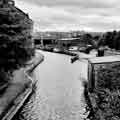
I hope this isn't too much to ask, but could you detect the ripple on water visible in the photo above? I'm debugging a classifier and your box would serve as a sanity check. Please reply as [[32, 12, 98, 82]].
[[14, 89, 88, 120]]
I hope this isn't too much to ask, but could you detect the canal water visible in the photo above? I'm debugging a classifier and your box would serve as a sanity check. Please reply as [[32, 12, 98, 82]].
[[15, 50, 88, 120]]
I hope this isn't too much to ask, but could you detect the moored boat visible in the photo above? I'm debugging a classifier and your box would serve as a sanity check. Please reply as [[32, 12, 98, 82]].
[[71, 55, 79, 63]]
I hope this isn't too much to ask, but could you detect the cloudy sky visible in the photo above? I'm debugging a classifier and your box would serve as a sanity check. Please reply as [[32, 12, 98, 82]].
[[15, 0, 120, 32]]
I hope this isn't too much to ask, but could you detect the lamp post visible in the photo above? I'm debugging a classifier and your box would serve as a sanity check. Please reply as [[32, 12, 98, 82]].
[[41, 32, 44, 47]]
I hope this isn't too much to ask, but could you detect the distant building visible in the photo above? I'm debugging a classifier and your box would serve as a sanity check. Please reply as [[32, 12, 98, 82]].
[[34, 36, 56, 46], [34, 35, 87, 48], [57, 38, 81, 47], [0, 0, 15, 6]]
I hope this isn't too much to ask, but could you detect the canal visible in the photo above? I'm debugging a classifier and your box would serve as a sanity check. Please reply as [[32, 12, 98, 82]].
[[15, 50, 88, 120]]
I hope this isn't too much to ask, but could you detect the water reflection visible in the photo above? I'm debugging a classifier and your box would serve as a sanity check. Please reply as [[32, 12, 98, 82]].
[[15, 51, 88, 120]]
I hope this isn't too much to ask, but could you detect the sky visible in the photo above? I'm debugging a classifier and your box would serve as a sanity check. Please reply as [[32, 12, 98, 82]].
[[15, 0, 120, 32]]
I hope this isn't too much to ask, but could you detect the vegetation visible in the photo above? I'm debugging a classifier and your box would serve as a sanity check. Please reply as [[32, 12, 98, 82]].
[[102, 30, 120, 50], [96, 64, 120, 91], [88, 89, 120, 120], [85, 30, 120, 51], [0, 1, 34, 83], [74, 30, 120, 52], [87, 63, 120, 120]]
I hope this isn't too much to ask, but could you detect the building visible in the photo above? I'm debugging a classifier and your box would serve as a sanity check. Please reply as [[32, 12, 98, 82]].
[[34, 36, 83, 47], [34, 36, 56, 46], [57, 38, 81, 47]]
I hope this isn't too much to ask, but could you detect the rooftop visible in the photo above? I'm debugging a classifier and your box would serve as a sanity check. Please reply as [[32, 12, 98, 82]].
[[58, 38, 80, 41], [88, 55, 120, 64]]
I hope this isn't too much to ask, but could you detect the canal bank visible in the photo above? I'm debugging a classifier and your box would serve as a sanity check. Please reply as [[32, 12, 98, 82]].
[[0, 50, 44, 120]]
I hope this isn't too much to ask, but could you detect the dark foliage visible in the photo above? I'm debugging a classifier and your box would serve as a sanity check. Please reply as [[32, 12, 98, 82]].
[[89, 89, 120, 120], [0, 2, 34, 83], [102, 30, 120, 50], [87, 63, 120, 120], [95, 64, 120, 91]]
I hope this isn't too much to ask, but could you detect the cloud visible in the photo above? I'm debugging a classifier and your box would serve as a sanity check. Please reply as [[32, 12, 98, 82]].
[[16, 0, 120, 8], [15, 0, 120, 32]]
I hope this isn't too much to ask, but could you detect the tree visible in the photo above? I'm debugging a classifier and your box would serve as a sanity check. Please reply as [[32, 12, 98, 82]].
[[82, 33, 93, 45], [0, 1, 34, 83], [114, 31, 120, 50], [103, 30, 117, 49]]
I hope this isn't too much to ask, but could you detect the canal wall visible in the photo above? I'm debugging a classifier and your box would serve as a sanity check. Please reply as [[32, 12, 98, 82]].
[[0, 52, 44, 120]]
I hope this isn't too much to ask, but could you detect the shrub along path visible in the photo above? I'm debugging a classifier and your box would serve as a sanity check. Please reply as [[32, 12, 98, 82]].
[[0, 51, 44, 119]]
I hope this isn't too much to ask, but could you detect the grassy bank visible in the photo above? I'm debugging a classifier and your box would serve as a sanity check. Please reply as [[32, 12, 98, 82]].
[[0, 52, 44, 120]]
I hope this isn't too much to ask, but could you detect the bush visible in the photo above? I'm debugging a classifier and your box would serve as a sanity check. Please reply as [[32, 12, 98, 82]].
[[0, 3, 34, 82], [90, 89, 120, 120], [94, 63, 120, 91], [87, 63, 120, 120]]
